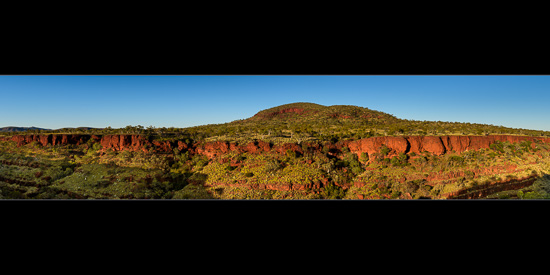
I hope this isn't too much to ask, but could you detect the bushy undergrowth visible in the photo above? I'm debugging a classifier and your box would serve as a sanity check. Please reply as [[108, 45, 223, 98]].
[[2, 130, 550, 200]]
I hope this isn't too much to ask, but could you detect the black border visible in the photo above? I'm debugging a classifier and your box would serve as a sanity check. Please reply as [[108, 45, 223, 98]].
[[3, 41, 549, 235], [2, 199, 546, 227], [3, 39, 548, 75]]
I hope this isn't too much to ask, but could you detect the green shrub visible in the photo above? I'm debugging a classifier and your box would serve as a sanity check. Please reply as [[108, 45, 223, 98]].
[[519, 141, 532, 153], [321, 146, 330, 155], [92, 142, 102, 151], [321, 182, 345, 199], [390, 153, 408, 167], [350, 164, 364, 175], [403, 180, 420, 194], [490, 141, 504, 153], [236, 155, 246, 162], [390, 156, 400, 167], [191, 155, 209, 168], [286, 149, 298, 159], [188, 172, 208, 184], [342, 153, 364, 174], [360, 152, 369, 163], [517, 190, 524, 199], [448, 155, 464, 166], [380, 145, 391, 156], [414, 156, 428, 165], [264, 159, 281, 173], [335, 159, 346, 168]]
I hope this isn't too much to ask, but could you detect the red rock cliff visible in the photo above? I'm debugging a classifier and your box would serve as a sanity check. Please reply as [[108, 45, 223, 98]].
[[3, 134, 549, 159], [347, 135, 549, 158]]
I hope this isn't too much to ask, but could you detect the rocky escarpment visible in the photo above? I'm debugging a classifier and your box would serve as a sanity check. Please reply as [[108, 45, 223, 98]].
[[0, 134, 283, 156], [345, 135, 550, 159], [2, 134, 550, 161]]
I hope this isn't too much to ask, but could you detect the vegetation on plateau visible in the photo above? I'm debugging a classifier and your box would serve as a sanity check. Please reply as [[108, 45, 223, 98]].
[[2, 103, 549, 146]]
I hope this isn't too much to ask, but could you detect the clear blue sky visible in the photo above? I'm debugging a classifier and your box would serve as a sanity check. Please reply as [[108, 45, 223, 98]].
[[1, 75, 550, 131]]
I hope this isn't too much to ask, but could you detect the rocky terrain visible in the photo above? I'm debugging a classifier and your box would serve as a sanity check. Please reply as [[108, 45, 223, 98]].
[[2, 133, 547, 159], [1, 132, 550, 199], [2, 102, 550, 199]]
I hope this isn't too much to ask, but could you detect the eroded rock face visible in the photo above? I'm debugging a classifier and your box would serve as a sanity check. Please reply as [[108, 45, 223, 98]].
[[347, 134, 549, 158], [61, 135, 69, 145], [152, 140, 173, 153], [348, 136, 409, 157], [177, 140, 189, 151], [422, 136, 446, 155], [120, 135, 132, 150], [12, 135, 26, 146], [39, 135, 51, 146], [384, 136, 409, 154], [242, 141, 263, 154], [196, 141, 230, 158], [273, 143, 302, 155], [4, 134, 550, 160], [439, 135, 543, 153], [100, 135, 116, 150], [131, 135, 148, 150], [406, 136, 424, 154], [255, 140, 271, 153], [51, 135, 60, 146], [448, 135, 469, 152]]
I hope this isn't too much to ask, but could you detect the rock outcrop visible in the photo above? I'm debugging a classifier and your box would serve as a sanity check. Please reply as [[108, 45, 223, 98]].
[[347, 135, 549, 159], [196, 141, 230, 158], [422, 136, 446, 155], [2, 134, 549, 160], [347, 136, 409, 158]]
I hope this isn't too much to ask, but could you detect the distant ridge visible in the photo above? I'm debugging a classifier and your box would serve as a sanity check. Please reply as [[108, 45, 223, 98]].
[[0, 126, 51, 132], [56, 127, 104, 131], [0, 126, 102, 132]]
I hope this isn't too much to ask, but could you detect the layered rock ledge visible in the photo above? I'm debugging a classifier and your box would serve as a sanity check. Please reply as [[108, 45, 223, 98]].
[[1, 134, 549, 160]]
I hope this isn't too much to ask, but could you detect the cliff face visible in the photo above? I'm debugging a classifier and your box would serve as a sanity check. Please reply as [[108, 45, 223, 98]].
[[0, 134, 151, 152], [347, 135, 549, 158], [100, 135, 151, 152], [0, 134, 276, 156], [1, 134, 549, 160]]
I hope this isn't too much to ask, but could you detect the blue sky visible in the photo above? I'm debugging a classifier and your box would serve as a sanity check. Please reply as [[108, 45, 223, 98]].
[[1, 75, 550, 131]]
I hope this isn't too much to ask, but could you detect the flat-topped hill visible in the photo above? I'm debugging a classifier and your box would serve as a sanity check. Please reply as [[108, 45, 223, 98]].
[[246, 102, 399, 124], [2, 102, 550, 145]]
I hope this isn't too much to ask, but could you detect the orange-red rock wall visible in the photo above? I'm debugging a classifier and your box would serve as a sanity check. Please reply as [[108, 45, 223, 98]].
[[347, 135, 550, 158], [2, 134, 549, 159]]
